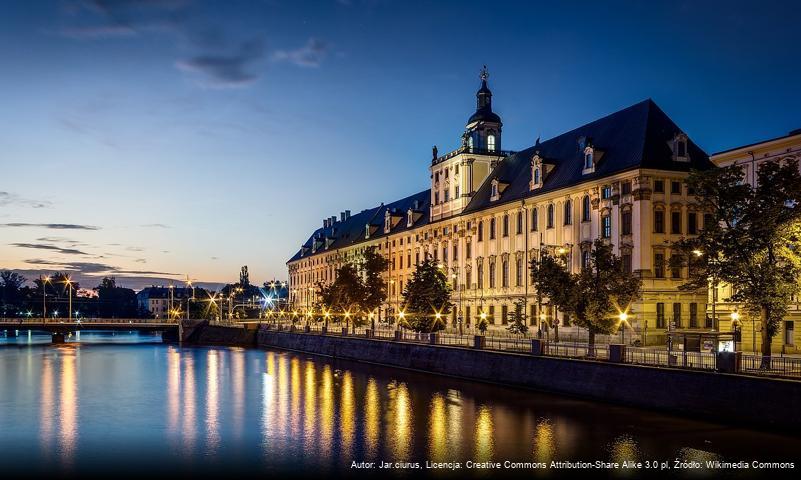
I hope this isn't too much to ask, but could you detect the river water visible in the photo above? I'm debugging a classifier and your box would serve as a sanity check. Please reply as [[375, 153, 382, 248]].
[[0, 331, 798, 478]]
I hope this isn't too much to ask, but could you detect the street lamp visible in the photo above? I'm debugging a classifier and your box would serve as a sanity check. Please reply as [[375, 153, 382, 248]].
[[63, 276, 74, 322], [41, 275, 50, 323]]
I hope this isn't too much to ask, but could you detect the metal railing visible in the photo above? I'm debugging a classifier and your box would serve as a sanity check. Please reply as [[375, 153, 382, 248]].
[[740, 354, 801, 377]]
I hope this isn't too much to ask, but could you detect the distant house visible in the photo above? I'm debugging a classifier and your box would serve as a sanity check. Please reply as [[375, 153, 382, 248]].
[[136, 286, 195, 319]]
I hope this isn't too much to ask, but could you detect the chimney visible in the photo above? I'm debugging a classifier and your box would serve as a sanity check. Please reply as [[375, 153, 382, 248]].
[[331, 215, 337, 224], [340, 211, 346, 222], [323, 218, 329, 228], [345, 210, 351, 220]]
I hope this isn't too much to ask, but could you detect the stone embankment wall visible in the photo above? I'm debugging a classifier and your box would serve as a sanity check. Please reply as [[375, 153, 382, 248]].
[[256, 328, 801, 431]]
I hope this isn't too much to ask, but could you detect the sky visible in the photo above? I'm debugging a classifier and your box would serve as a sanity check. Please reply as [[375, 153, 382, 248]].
[[1, 0, 800, 290]]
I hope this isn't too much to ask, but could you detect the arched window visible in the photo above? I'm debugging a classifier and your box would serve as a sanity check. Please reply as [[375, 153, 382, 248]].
[[487, 134, 496, 152], [564, 200, 573, 225], [582, 195, 591, 222], [477, 262, 484, 288], [468, 136, 474, 150], [547, 204, 554, 228], [477, 221, 484, 241], [584, 151, 593, 169], [516, 211, 523, 234], [502, 214, 509, 237], [602, 214, 611, 238], [502, 258, 509, 287], [489, 218, 496, 239], [531, 208, 538, 231], [534, 167, 540, 185]]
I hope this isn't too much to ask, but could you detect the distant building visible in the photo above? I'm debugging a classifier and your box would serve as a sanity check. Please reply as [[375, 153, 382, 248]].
[[136, 286, 194, 319], [288, 68, 714, 339], [711, 128, 801, 353]]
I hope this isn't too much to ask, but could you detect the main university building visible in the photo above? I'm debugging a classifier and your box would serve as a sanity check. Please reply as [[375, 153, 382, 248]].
[[287, 70, 801, 352]]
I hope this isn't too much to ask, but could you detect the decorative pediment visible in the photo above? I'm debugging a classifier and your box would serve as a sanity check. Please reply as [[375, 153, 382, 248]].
[[384, 209, 403, 233], [529, 152, 555, 190], [670, 133, 690, 162], [407, 208, 423, 227]]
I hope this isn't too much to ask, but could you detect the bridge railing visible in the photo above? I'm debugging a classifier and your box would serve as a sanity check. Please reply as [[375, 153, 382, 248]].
[[0, 317, 178, 325]]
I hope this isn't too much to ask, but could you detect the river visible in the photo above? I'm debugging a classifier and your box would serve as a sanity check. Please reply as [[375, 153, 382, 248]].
[[0, 331, 798, 478]]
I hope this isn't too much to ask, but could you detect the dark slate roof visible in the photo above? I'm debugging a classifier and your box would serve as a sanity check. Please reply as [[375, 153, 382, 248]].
[[289, 99, 711, 263], [287, 190, 432, 263], [462, 99, 712, 214]]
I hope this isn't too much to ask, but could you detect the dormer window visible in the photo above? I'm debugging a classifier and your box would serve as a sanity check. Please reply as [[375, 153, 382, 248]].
[[582, 145, 595, 174], [407, 208, 414, 227], [489, 178, 509, 202], [491, 180, 499, 198], [672, 133, 690, 162], [487, 134, 496, 152], [384, 210, 391, 234], [529, 154, 544, 190], [468, 136, 474, 150]]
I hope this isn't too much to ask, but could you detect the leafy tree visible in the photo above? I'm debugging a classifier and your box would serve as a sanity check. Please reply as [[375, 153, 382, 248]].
[[1, 271, 27, 310], [188, 295, 220, 319], [317, 264, 365, 325], [531, 240, 641, 353], [94, 276, 138, 318], [401, 257, 453, 332], [506, 299, 529, 336], [359, 247, 388, 316], [674, 160, 801, 365], [240, 266, 250, 288], [476, 316, 489, 334]]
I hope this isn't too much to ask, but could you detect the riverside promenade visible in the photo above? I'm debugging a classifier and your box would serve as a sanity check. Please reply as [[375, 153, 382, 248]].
[[244, 322, 801, 432]]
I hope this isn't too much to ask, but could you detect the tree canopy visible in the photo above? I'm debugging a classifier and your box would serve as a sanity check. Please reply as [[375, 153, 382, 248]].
[[674, 159, 801, 360], [400, 257, 453, 333], [531, 239, 641, 349]]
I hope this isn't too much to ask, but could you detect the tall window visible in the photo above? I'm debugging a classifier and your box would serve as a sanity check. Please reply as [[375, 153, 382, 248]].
[[487, 134, 496, 152], [477, 262, 484, 289], [516, 257, 523, 286], [689, 303, 698, 328], [564, 200, 572, 225], [581, 195, 591, 222], [489, 262, 496, 288], [622, 253, 632, 273], [489, 218, 496, 239], [584, 151, 593, 169], [622, 211, 632, 235], [502, 259, 509, 287], [466, 242, 472, 259], [444, 187, 450, 202], [671, 211, 681, 234], [466, 269, 472, 289], [656, 303, 665, 328], [547, 205, 554, 228], [654, 253, 665, 278], [673, 303, 682, 328], [452, 243, 458, 260], [531, 208, 538, 231], [601, 185, 612, 199], [455, 185, 459, 198], [654, 180, 664, 193], [516, 211, 523, 234], [581, 250, 590, 270], [477, 221, 483, 242], [502, 215, 509, 237], [602, 215, 611, 238], [671, 181, 681, 194], [534, 168, 540, 185], [654, 210, 665, 233], [621, 181, 632, 195], [688, 212, 697, 235], [501, 305, 508, 325]]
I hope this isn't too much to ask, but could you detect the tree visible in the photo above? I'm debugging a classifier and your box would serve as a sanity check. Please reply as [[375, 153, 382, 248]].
[[401, 257, 453, 333], [94, 276, 138, 318], [531, 240, 641, 353], [674, 159, 801, 366], [240, 266, 250, 288], [0, 271, 26, 311], [317, 263, 365, 325], [359, 247, 388, 317], [506, 298, 529, 336]]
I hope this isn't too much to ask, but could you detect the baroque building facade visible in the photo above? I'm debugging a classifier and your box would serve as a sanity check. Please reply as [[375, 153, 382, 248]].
[[287, 70, 714, 340], [710, 129, 801, 353]]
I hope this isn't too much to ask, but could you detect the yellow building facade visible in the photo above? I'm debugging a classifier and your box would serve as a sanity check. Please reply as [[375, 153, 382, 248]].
[[710, 129, 801, 353], [288, 72, 715, 342]]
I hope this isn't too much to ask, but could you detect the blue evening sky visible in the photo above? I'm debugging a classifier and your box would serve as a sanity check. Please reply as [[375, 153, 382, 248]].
[[1, 0, 799, 289]]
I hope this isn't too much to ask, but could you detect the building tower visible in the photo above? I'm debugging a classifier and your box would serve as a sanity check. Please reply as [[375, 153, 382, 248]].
[[430, 66, 509, 222]]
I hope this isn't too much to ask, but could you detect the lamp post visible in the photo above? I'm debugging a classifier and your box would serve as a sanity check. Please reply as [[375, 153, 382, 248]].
[[451, 267, 463, 335], [41, 275, 50, 323], [63, 276, 74, 322]]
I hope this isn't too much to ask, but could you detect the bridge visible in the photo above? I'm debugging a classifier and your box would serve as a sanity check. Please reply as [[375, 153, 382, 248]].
[[0, 318, 180, 343]]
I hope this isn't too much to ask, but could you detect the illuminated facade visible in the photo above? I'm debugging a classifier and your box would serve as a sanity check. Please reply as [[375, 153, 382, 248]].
[[710, 129, 801, 353], [288, 70, 714, 338]]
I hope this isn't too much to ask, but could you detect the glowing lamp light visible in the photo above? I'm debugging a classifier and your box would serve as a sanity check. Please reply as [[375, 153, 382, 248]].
[[731, 311, 740, 321], [618, 312, 628, 322], [398, 311, 405, 320], [434, 312, 442, 320], [692, 249, 703, 257], [480, 311, 487, 320]]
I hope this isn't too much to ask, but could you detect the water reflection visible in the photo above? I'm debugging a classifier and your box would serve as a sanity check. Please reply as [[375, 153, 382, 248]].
[[4, 343, 800, 476], [205, 349, 220, 454]]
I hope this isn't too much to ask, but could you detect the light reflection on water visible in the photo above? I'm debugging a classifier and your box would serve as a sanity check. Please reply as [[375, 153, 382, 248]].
[[1, 332, 800, 476]]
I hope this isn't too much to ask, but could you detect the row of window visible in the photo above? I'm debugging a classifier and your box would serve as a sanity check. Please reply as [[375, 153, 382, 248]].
[[654, 210, 711, 235]]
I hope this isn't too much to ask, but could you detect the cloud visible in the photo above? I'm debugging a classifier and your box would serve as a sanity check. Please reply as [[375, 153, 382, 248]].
[[63, 0, 190, 38], [272, 38, 328, 68], [125, 246, 144, 252], [0, 192, 52, 209], [176, 39, 265, 87], [0, 223, 100, 230], [10, 243, 89, 255], [140, 223, 170, 228], [24, 258, 177, 277]]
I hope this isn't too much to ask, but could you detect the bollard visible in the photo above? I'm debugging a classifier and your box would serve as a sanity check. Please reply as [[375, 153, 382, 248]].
[[474, 335, 486, 349], [608, 344, 626, 363], [429, 333, 439, 345], [530, 338, 543, 356], [394, 330, 402, 341]]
